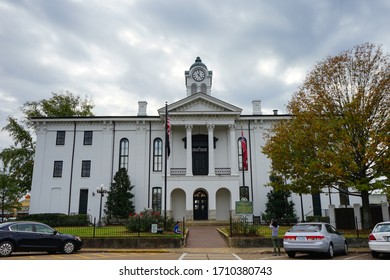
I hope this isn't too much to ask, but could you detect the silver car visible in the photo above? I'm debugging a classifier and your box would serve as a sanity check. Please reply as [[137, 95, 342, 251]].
[[368, 222, 390, 258], [283, 222, 348, 258]]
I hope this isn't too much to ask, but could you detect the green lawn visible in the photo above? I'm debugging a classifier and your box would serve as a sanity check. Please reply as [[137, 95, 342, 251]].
[[55, 224, 370, 239], [55, 225, 182, 238]]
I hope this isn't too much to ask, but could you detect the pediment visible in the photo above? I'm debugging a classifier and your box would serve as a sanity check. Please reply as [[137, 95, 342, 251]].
[[158, 93, 242, 116]]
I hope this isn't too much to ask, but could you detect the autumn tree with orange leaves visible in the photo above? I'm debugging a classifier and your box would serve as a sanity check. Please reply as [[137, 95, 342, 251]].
[[263, 43, 389, 228]]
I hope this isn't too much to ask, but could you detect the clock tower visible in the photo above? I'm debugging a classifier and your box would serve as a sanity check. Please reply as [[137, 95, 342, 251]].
[[185, 57, 213, 96]]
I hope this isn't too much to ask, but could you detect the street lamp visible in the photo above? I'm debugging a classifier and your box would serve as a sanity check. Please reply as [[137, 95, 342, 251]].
[[96, 184, 108, 228]]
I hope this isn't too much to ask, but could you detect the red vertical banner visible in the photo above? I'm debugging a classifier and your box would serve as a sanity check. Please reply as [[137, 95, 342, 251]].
[[241, 131, 248, 170]]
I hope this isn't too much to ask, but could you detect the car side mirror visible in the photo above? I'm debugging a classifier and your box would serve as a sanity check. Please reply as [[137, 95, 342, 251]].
[[52, 230, 58, 235]]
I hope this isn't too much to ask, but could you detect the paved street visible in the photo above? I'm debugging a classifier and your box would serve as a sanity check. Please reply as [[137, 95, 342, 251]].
[[3, 250, 382, 260], [2, 225, 386, 260]]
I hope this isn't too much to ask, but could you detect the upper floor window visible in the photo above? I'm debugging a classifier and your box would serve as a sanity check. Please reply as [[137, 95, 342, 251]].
[[153, 138, 163, 172], [191, 84, 197, 95], [56, 131, 66, 145], [83, 131, 93, 145], [119, 138, 129, 170], [53, 161, 63, 177], [200, 83, 207, 93], [238, 136, 248, 171], [81, 160, 91, 177]]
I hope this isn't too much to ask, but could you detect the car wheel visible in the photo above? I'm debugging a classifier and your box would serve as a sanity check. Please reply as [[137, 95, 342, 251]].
[[287, 252, 296, 258], [63, 241, 76, 254], [371, 251, 379, 258], [342, 242, 348, 255], [326, 243, 334, 258], [0, 241, 14, 257]]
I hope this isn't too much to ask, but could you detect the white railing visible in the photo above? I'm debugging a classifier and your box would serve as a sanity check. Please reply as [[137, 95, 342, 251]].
[[170, 167, 231, 176]]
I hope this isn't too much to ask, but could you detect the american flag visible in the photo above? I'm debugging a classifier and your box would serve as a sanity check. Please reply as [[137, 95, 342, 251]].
[[166, 114, 171, 157]]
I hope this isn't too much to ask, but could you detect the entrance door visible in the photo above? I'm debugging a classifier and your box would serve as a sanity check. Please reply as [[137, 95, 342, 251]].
[[193, 190, 208, 220]]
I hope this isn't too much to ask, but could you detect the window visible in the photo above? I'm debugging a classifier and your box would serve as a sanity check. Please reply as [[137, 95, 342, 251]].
[[152, 187, 162, 213], [201, 83, 207, 93], [153, 138, 163, 172], [191, 83, 197, 94], [10, 223, 33, 232], [81, 160, 91, 177], [119, 138, 129, 170], [56, 131, 66, 145], [238, 136, 248, 171], [83, 131, 93, 145], [35, 224, 55, 234], [53, 161, 63, 177]]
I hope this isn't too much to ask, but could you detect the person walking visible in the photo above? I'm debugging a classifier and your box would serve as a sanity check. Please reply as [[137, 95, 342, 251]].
[[269, 219, 281, 256]]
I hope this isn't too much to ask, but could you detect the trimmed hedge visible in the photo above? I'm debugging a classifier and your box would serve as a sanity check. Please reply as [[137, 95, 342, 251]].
[[17, 213, 89, 227], [306, 215, 330, 223]]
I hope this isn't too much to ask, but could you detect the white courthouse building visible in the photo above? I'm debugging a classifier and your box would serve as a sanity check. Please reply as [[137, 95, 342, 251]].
[[29, 57, 363, 223]]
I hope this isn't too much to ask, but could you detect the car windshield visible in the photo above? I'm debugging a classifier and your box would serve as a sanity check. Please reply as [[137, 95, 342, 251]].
[[373, 224, 390, 233], [289, 224, 322, 232]]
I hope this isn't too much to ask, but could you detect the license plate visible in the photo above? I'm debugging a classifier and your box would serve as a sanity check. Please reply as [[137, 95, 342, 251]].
[[297, 236, 306, 241]]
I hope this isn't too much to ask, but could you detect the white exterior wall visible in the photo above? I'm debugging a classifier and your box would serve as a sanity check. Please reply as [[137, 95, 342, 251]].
[[29, 58, 367, 223], [30, 114, 365, 223]]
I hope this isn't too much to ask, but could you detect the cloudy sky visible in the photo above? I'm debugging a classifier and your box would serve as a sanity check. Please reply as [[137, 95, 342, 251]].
[[0, 0, 389, 150]]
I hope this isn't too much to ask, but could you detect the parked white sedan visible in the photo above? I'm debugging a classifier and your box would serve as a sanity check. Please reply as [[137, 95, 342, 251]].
[[369, 222, 390, 258], [283, 222, 348, 258]]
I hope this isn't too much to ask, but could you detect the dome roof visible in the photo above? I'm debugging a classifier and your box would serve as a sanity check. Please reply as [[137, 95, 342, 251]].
[[189, 57, 207, 70]]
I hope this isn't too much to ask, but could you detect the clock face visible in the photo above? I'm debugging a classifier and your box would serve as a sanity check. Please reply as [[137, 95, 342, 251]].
[[192, 69, 205, 82]]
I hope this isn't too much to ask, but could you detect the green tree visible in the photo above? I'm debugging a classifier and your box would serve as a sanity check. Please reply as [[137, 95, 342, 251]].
[[0, 169, 21, 222], [0, 91, 94, 193], [262, 173, 298, 224], [105, 168, 135, 221], [263, 43, 389, 228]]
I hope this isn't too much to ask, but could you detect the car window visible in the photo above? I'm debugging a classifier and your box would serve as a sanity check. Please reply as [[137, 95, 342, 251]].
[[374, 224, 390, 233], [10, 224, 34, 232], [35, 224, 55, 234], [325, 224, 337, 234], [289, 224, 321, 232]]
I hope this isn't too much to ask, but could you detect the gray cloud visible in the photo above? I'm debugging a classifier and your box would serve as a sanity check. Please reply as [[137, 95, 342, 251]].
[[0, 0, 389, 150]]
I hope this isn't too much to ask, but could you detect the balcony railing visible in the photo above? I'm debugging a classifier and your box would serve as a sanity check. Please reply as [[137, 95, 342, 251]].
[[170, 168, 231, 176]]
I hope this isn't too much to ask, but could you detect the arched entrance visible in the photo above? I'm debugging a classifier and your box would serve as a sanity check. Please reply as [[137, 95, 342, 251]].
[[193, 189, 208, 220]]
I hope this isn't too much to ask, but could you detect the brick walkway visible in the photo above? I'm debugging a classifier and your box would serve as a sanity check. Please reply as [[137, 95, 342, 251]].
[[185, 226, 228, 248]]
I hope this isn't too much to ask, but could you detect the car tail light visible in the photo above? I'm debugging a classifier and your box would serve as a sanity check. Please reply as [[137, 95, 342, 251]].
[[369, 234, 376, 241], [306, 235, 325, 240], [284, 236, 296, 240]]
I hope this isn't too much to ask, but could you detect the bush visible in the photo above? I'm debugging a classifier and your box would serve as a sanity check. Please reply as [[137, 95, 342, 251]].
[[125, 209, 175, 232], [306, 215, 330, 223], [18, 213, 89, 227]]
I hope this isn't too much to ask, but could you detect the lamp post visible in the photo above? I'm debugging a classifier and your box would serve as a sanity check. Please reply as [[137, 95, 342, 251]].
[[96, 184, 108, 228]]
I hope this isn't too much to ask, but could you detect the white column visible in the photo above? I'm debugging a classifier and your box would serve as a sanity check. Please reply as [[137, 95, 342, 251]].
[[353, 203, 362, 230], [328, 204, 336, 227], [229, 124, 238, 175], [382, 202, 390, 221], [185, 124, 193, 176], [208, 124, 215, 176]]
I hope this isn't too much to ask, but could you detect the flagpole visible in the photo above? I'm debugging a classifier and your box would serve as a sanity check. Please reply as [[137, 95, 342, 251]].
[[164, 102, 168, 229]]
